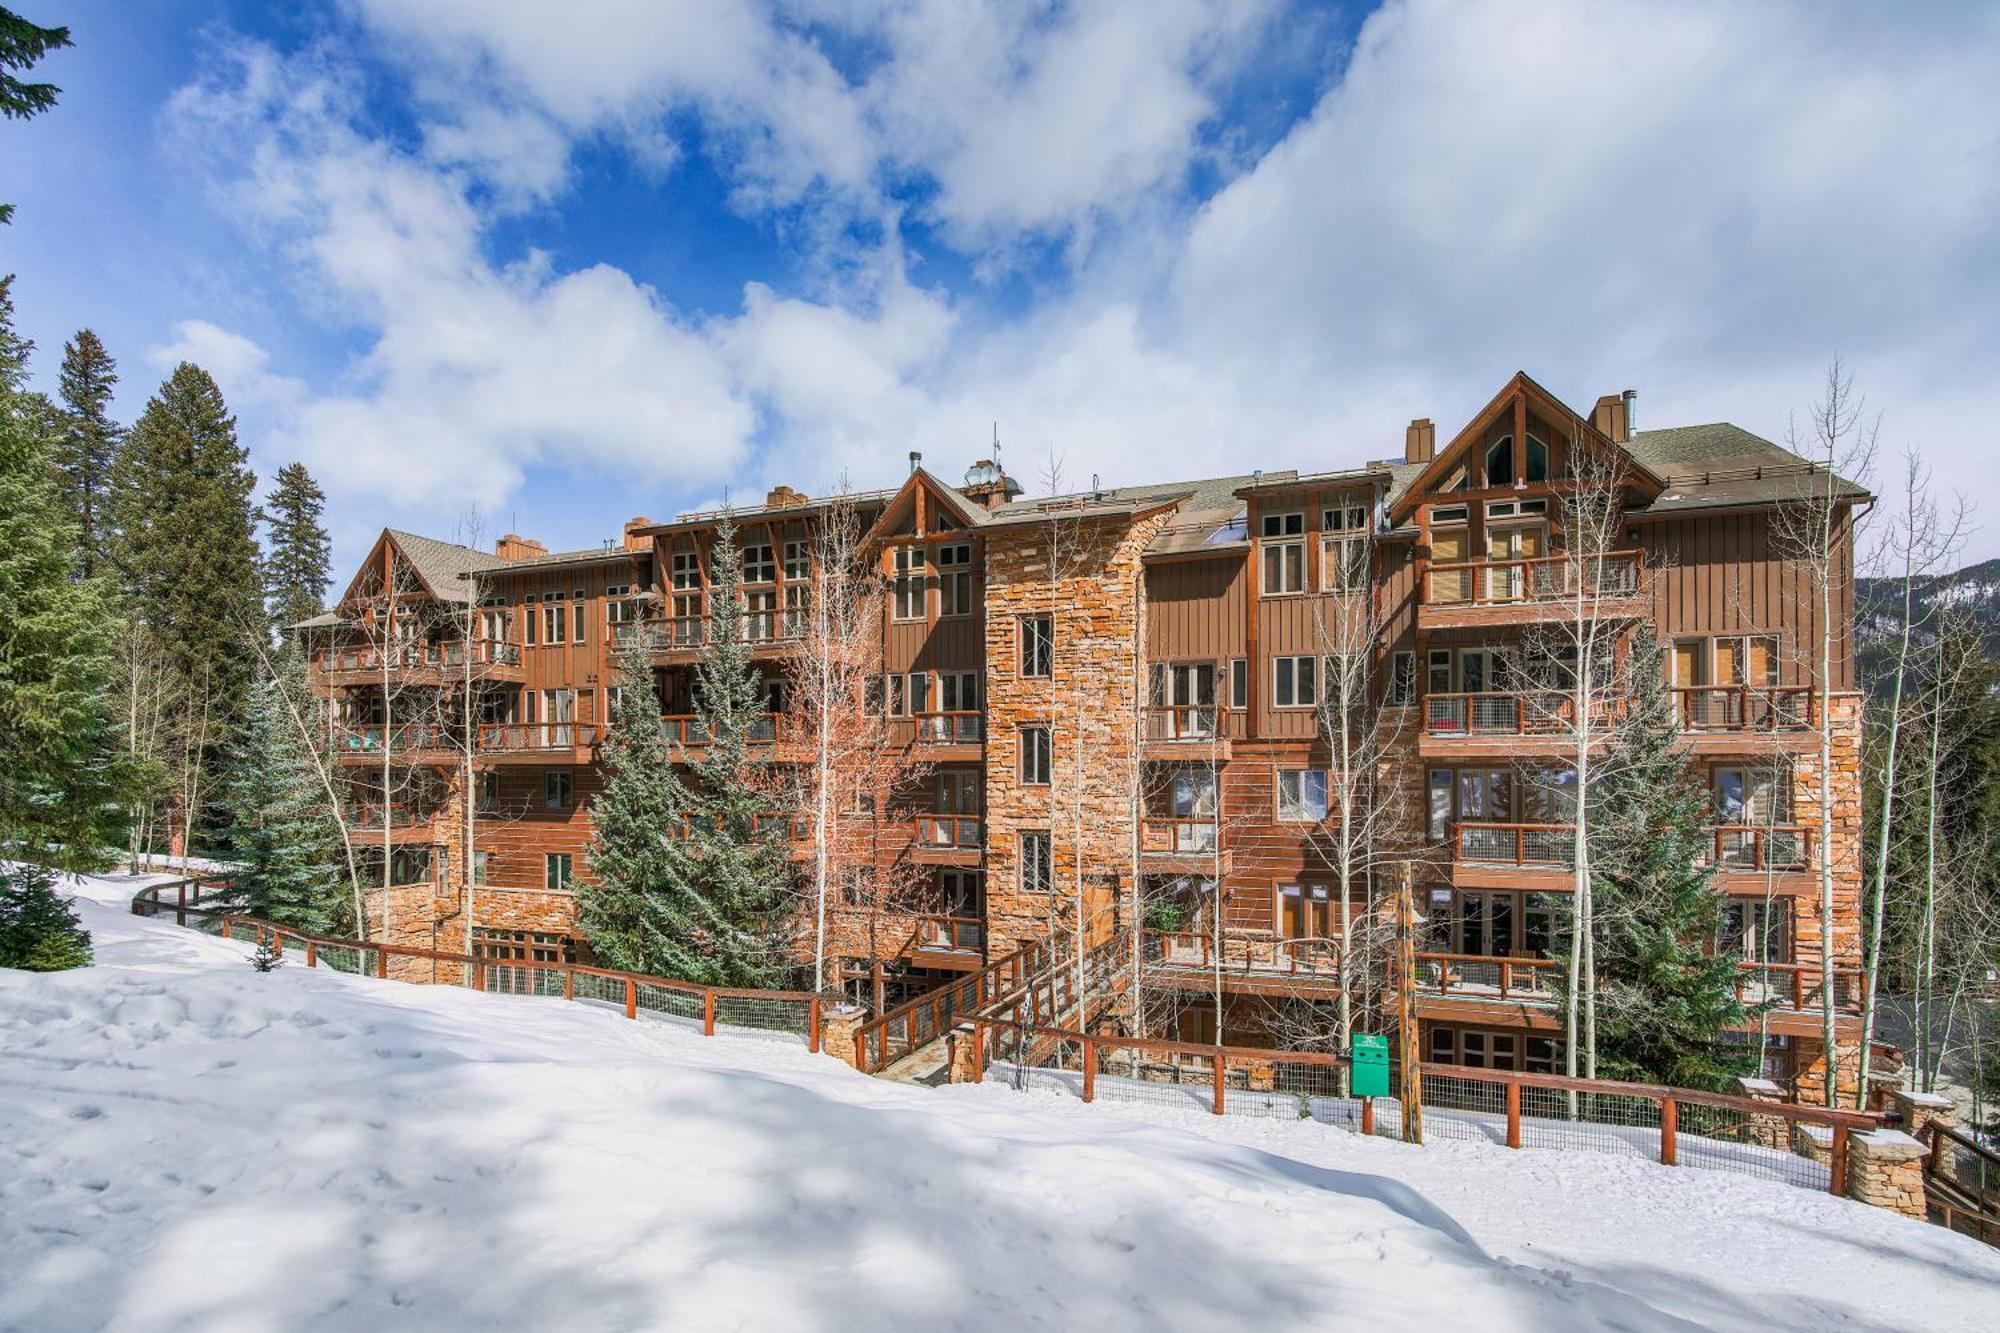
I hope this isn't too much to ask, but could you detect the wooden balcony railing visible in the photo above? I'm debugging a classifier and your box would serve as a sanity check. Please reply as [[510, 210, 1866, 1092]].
[[1673, 686, 1816, 732], [640, 613, 807, 650], [318, 639, 520, 673], [910, 711, 983, 744], [1141, 818, 1220, 856], [661, 713, 789, 746], [913, 914, 985, 954], [1424, 690, 1588, 736], [1701, 824, 1816, 872], [1143, 705, 1220, 741], [1425, 550, 1644, 606], [1452, 822, 1577, 868], [1142, 930, 1345, 978], [1415, 950, 1557, 1000], [752, 812, 808, 841], [1735, 961, 1862, 1014], [334, 723, 457, 753], [914, 814, 982, 849], [475, 722, 601, 752], [348, 802, 439, 830]]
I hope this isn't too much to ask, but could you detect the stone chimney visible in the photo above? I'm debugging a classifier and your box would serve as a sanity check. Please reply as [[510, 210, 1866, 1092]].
[[622, 517, 653, 552], [960, 458, 1022, 510], [496, 534, 547, 560], [764, 485, 808, 510], [1593, 391, 1635, 443], [1404, 419, 1435, 465]]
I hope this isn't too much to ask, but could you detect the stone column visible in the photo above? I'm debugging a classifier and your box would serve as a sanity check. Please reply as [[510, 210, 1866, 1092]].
[[1891, 1088, 1956, 1145], [1846, 1129, 1929, 1219], [946, 1021, 985, 1085], [820, 1004, 868, 1069], [1734, 1076, 1788, 1150]]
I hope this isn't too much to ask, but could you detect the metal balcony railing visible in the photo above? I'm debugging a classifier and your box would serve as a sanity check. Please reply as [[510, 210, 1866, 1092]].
[[914, 814, 982, 849], [1674, 686, 1816, 732]]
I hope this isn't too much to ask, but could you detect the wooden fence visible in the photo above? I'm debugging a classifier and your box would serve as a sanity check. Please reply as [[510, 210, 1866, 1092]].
[[130, 878, 826, 1051]]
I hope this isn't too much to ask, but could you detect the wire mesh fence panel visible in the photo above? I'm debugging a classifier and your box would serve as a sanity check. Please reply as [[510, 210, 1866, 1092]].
[[1223, 1061, 1347, 1123], [569, 970, 630, 1012], [1513, 1087, 1662, 1158], [633, 981, 705, 1025], [1419, 1074, 1513, 1146], [713, 994, 810, 1039], [1091, 1050, 1225, 1114], [483, 963, 566, 998], [1670, 1100, 1831, 1192]]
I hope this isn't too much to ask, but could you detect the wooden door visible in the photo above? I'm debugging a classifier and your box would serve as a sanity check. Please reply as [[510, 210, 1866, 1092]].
[[1432, 525, 1469, 601]]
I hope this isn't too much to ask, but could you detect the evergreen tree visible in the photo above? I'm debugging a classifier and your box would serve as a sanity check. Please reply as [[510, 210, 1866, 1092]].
[[109, 362, 265, 841], [682, 510, 792, 987], [0, 273, 32, 391], [0, 286, 150, 971], [1580, 628, 1751, 1089], [578, 636, 696, 973], [56, 328, 121, 577], [214, 642, 346, 932], [0, 8, 70, 226], [261, 461, 332, 628]]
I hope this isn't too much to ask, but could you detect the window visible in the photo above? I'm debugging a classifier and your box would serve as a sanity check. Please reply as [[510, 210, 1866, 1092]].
[[1525, 436, 1549, 484], [545, 770, 572, 810], [474, 928, 565, 962], [524, 594, 538, 646], [939, 867, 981, 918], [742, 544, 775, 584], [1278, 883, 1335, 939], [885, 673, 908, 717], [671, 550, 700, 590], [1272, 655, 1317, 708], [1261, 511, 1305, 594], [542, 601, 566, 645], [783, 539, 809, 581], [1390, 651, 1416, 705], [1430, 504, 1469, 525], [605, 685, 623, 717], [605, 584, 636, 638], [941, 670, 979, 714], [937, 543, 973, 617], [478, 771, 500, 813], [743, 589, 777, 641], [906, 671, 931, 716], [1020, 614, 1054, 678], [1484, 435, 1513, 488], [1723, 897, 1793, 964], [1322, 504, 1368, 533], [1230, 658, 1248, 710], [1321, 532, 1367, 591], [1020, 831, 1052, 893], [893, 546, 926, 621], [545, 853, 573, 892], [472, 850, 489, 886], [1020, 725, 1051, 785], [1277, 769, 1328, 822], [572, 589, 587, 643]]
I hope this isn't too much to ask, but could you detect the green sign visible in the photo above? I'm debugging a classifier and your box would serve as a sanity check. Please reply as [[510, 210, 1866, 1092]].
[[1349, 1032, 1391, 1098]]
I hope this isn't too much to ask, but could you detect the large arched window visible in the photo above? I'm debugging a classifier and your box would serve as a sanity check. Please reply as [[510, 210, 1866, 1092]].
[[1484, 436, 1513, 488], [1525, 435, 1548, 483]]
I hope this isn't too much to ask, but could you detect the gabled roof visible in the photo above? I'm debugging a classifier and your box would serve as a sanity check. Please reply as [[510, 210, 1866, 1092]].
[[337, 529, 512, 609], [1386, 372, 1667, 524], [859, 467, 986, 546]]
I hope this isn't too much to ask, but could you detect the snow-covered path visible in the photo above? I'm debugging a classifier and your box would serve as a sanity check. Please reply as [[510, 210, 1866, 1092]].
[[2, 875, 1994, 1332]]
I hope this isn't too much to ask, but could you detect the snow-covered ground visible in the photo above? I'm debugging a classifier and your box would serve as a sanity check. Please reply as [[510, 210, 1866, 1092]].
[[3, 876, 1996, 1332]]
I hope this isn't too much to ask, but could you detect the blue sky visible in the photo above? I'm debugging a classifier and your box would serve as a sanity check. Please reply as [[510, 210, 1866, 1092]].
[[7, 1, 1999, 577]]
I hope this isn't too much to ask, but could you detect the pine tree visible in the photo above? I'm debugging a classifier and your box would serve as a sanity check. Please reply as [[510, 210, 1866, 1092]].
[[214, 642, 346, 932], [109, 362, 265, 846], [0, 865, 89, 971], [0, 273, 32, 391], [1581, 628, 1751, 1089], [682, 510, 792, 987], [261, 461, 332, 628], [56, 328, 120, 578], [578, 636, 696, 973], [0, 9, 70, 227]]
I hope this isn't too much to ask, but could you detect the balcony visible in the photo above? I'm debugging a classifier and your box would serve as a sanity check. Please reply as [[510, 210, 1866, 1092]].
[[912, 813, 983, 866], [346, 802, 443, 843], [639, 612, 806, 657], [1419, 550, 1645, 629], [1140, 929, 1343, 997], [1141, 706, 1232, 761], [1450, 821, 1576, 889], [332, 724, 459, 765], [1700, 824, 1818, 891], [1420, 690, 1613, 758], [474, 722, 601, 763], [661, 713, 793, 751], [910, 914, 986, 966], [1139, 817, 1229, 875], [895, 710, 983, 760], [1673, 687, 1819, 754], [1735, 962, 1863, 1034], [317, 639, 524, 685], [1416, 950, 1558, 1004]]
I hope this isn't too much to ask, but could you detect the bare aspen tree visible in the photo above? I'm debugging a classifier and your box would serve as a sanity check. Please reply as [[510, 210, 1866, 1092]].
[[247, 630, 368, 932], [1774, 360, 1876, 1105]]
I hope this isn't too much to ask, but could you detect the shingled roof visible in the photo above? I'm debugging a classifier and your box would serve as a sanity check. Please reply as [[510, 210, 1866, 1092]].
[[384, 529, 513, 602], [1626, 424, 1871, 515]]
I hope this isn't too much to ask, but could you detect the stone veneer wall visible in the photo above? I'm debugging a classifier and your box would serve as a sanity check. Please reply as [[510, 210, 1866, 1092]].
[[1787, 690, 1867, 1104], [982, 510, 1171, 956]]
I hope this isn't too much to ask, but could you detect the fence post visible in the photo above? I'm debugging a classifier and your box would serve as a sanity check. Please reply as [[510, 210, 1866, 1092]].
[[808, 998, 822, 1054], [377, 947, 389, 980], [1506, 1081, 1522, 1149], [1212, 1053, 1227, 1116], [563, 966, 574, 1002], [1082, 1039, 1096, 1103], [703, 988, 716, 1036], [1659, 1097, 1677, 1166], [625, 977, 637, 1020], [270, 927, 283, 958], [1361, 1096, 1374, 1137], [221, 917, 232, 941], [306, 940, 317, 968], [1830, 1125, 1850, 1196], [854, 1027, 868, 1072]]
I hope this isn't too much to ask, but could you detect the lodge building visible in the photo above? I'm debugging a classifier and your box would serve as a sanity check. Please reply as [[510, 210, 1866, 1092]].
[[304, 373, 1870, 1100]]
